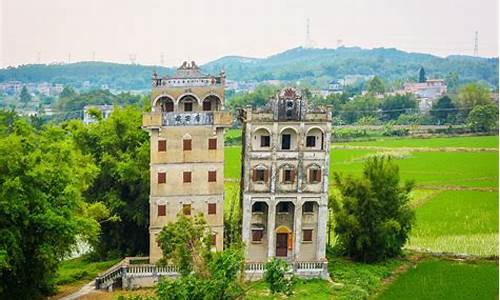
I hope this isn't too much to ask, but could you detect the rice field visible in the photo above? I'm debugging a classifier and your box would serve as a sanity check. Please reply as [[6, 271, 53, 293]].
[[407, 191, 499, 256], [224, 135, 499, 257], [377, 259, 499, 300], [338, 135, 499, 149]]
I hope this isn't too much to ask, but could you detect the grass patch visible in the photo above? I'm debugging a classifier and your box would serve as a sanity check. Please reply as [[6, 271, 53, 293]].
[[54, 256, 119, 286], [339, 135, 499, 149], [328, 256, 407, 300], [377, 258, 499, 300], [246, 279, 334, 300], [407, 191, 499, 256]]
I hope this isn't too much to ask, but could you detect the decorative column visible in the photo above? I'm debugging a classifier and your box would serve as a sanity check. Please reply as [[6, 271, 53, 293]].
[[293, 199, 302, 261], [242, 197, 252, 255], [267, 198, 276, 258], [316, 202, 328, 260]]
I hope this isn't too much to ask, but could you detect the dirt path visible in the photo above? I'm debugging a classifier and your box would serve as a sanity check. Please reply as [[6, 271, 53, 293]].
[[53, 281, 96, 300]]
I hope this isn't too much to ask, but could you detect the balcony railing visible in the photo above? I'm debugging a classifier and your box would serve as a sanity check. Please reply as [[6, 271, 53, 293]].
[[143, 111, 232, 128]]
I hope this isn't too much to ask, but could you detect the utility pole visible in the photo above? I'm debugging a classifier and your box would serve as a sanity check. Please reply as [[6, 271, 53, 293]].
[[67, 52, 71, 64], [474, 31, 479, 57], [37, 51, 41, 64]]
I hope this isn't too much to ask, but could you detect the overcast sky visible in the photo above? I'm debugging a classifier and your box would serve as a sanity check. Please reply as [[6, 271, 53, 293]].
[[1, 0, 498, 68]]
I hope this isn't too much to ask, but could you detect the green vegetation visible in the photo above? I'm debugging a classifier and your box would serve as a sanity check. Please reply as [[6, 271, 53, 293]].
[[246, 279, 333, 300], [54, 257, 119, 286], [339, 135, 498, 148], [0, 112, 104, 299], [407, 191, 499, 256], [264, 258, 297, 296], [468, 104, 499, 132], [332, 156, 415, 262], [377, 259, 499, 300]]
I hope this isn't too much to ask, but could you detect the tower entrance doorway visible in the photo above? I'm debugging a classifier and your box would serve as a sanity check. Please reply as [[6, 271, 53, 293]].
[[276, 233, 288, 257]]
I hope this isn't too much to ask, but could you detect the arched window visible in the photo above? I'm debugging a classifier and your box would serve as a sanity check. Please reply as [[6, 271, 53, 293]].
[[305, 128, 324, 150], [280, 128, 298, 150]]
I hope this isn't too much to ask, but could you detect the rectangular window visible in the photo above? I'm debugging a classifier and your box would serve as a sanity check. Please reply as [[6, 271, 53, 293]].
[[183, 204, 191, 216], [283, 169, 294, 183], [208, 203, 216, 215], [183, 139, 192, 151], [306, 136, 316, 147], [158, 140, 167, 152], [211, 233, 217, 246], [164, 102, 174, 112], [208, 171, 217, 182], [303, 202, 314, 213], [252, 230, 263, 242], [260, 135, 270, 147], [183, 171, 192, 183], [303, 229, 313, 242], [203, 101, 211, 111], [158, 172, 166, 184], [158, 204, 166, 216], [208, 138, 217, 150], [184, 102, 193, 112], [253, 169, 267, 182], [309, 169, 321, 183], [281, 134, 291, 150]]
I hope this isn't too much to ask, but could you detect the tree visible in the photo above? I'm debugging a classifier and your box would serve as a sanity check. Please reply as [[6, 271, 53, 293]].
[[467, 104, 499, 132], [264, 258, 296, 296], [0, 119, 101, 299], [65, 106, 150, 258], [418, 67, 426, 83], [153, 214, 245, 300], [430, 95, 457, 124], [340, 95, 380, 124], [380, 94, 417, 121], [331, 156, 415, 262], [20, 86, 32, 104], [367, 76, 385, 95], [456, 83, 491, 116]]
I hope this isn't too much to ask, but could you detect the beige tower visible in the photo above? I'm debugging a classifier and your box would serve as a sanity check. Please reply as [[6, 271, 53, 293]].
[[239, 87, 330, 275], [143, 61, 232, 263]]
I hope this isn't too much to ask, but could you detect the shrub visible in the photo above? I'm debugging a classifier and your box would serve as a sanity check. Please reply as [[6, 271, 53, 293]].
[[467, 104, 499, 132], [264, 258, 296, 296], [331, 156, 415, 262]]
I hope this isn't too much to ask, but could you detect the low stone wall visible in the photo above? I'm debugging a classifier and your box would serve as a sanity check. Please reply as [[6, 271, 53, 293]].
[[96, 258, 329, 290]]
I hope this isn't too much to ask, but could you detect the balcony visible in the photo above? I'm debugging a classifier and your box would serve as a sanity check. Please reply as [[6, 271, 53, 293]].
[[143, 111, 232, 129]]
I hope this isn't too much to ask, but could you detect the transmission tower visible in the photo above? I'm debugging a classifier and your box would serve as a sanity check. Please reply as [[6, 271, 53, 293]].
[[304, 18, 314, 48], [337, 39, 343, 48], [92, 51, 96, 61], [473, 31, 479, 57], [160, 52, 165, 66], [37, 51, 41, 64], [67, 52, 71, 64], [129, 54, 137, 64]]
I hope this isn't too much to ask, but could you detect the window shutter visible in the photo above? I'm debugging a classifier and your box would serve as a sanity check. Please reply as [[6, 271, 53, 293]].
[[290, 169, 295, 183], [183, 204, 191, 215], [316, 169, 322, 182], [208, 138, 217, 150], [208, 171, 217, 182], [303, 229, 313, 242], [208, 203, 216, 215], [252, 169, 257, 182], [183, 139, 192, 151], [309, 169, 313, 183], [264, 170, 269, 182], [158, 172, 166, 184], [183, 171, 192, 183], [158, 140, 167, 152], [158, 204, 166, 216]]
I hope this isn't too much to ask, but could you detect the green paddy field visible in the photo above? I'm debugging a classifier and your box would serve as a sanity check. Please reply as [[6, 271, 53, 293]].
[[223, 133, 499, 299]]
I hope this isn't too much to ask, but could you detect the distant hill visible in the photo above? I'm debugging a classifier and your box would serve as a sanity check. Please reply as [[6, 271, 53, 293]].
[[0, 47, 498, 90]]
